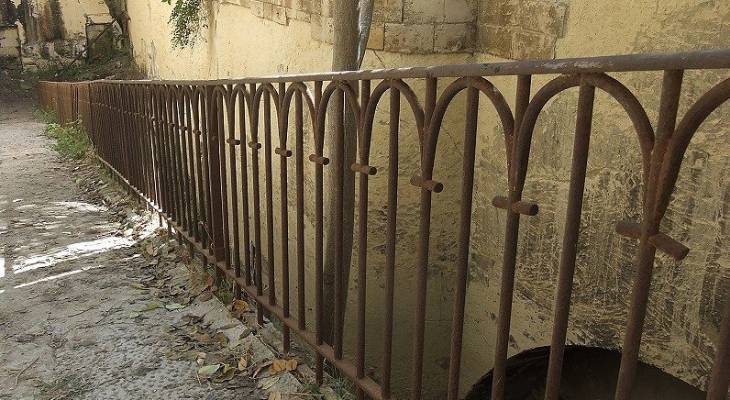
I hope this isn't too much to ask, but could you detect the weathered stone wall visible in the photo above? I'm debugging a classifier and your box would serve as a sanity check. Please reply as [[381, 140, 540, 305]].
[[222, 0, 570, 56], [10, 0, 112, 69], [461, 0, 730, 394], [124, 0, 730, 398], [0, 23, 21, 65]]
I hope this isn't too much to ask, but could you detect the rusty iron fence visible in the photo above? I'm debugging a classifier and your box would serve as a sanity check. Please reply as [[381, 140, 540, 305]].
[[38, 81, 92, 132], [38, 49, 730, 400]]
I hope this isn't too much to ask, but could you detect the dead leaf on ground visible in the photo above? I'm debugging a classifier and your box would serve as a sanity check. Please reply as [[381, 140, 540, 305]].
[[165, 303, 186, 311], [213, 364, 236, 383], [268, 391, 282, 400], [191, 332, 212, 344], [213, 332, 229, 347], [252, 360, 273, 379], [230, 299, 250, 318], [198, 364, 221, 378], [270, 358, 297, 374], [237, 356, 248, 370], [258, 374, 280, 390]]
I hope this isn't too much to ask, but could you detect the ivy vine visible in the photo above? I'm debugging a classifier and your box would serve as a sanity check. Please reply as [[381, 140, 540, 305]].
[[162, 0, 207, 48]]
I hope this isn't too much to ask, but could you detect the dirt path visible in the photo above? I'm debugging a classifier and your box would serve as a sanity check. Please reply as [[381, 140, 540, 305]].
[[0, 101, 269, 399]]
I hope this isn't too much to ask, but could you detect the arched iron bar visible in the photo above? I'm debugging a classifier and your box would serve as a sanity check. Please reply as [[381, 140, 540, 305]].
[[361, 79, 425, 150], [217, 84, 245, 297], [492, 74, 654, 398], [152, 85, 171, 215], [278, 82, 318, 334], [252, 82, 281, 116], [207, 85, 234, 272], [655, 77, 730, 221], [178, 86, 196, 235], [409, 76, 515, 400], [512, 73, 655, 194], [422, 76, 514, 173], [309, 79, 363, 363], [166, 85, 185, 226], [230, 83, 254, 286], [183, 86, 206, 243], [280, 82, 317, 140], [356, 77, 425, 398], [315, 80, 362, 136], [249, 82, 281, 314]]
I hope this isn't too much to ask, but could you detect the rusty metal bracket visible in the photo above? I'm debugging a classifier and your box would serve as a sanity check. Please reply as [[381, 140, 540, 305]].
[[227, 138, 241, 145], [491, 195, 539, 216], [308, 154, 330, 165], [275, 147, 293, 157], [615, 221, 690, 260], [410, 175, 443, 193], [248, 141, 262, 150], [351, 163, 377, 175]]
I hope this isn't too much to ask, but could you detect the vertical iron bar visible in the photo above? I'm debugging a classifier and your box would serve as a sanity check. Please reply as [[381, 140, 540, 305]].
[[491, 74, 532, 400], [447, 84, 480, 400], [217, 88, 232, 270], [314, 80, 325, 384], [237, 91, 252, 287], [227, 87, 242, 298], [706, 302, 730, 400], [544, 78, 596, 400], [279, 81, 291, 353], [295, 90, 306, 330], [382, 85, 400, 400], [264, 90, 277, 306], [249, 83, 265, 325], [411, 78, 438, 400], [333, 87, 345, 360], [355, 79, 371, 400], [614, 69, 683, 400]]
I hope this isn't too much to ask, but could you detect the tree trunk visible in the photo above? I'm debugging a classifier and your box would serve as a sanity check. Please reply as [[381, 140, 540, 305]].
[[321, 0, 369, 346], [102, 0, 128, 39]]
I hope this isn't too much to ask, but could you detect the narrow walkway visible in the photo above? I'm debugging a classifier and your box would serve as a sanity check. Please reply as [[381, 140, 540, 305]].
[[0, 101, 264, 399]]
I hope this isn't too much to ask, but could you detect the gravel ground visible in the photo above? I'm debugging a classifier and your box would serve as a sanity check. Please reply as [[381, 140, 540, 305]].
[[0, 100, 271, 399]]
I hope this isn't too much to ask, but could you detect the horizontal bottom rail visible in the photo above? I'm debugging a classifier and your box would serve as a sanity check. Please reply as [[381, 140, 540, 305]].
[[95, 155, 387, 400]]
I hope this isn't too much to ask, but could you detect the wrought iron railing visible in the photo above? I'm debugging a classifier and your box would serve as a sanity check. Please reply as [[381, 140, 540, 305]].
[[38, 48, 730, 400]]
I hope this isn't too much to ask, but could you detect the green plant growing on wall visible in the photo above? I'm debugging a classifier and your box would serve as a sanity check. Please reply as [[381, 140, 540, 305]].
[[161, 0, 208, 48]]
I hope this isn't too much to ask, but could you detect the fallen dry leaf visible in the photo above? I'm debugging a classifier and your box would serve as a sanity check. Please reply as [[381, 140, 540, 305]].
[[165, 303, 186, 311], [252, 360, 273, 379], [270, 358, 297, 374], [213, 364, 236, 383], [237, 356, 248, 370], [197, 364, 220, 378], [213, 332, 229, 347], [258, 374, 280, 390]]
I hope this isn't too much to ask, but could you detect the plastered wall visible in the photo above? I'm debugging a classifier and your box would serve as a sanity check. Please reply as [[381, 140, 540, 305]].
[[125, 1, 730, 398]]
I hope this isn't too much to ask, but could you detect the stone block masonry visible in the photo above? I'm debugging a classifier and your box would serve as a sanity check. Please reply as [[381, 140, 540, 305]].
[[233, 0, 567, 57]]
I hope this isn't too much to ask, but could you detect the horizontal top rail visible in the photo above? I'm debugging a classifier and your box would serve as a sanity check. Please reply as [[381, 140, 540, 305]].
[[78, 48, 730, 86]]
